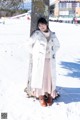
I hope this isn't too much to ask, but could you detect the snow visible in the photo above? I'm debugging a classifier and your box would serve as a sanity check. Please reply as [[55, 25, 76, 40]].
[[0, 17, 80, 120]]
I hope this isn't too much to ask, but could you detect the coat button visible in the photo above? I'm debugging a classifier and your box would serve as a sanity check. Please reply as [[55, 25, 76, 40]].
[[52, 46, 53, 50], [52, 54, 55, 59]]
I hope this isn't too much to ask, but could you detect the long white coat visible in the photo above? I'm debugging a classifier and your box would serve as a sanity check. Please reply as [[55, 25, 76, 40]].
[[28, 30, 60, 91]]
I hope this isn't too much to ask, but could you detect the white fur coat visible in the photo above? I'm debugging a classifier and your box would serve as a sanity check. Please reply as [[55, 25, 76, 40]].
[[27, 30, 60, 91]]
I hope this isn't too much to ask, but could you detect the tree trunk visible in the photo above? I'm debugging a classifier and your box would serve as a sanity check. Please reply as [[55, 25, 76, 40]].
[[30, 0, 49, 35]]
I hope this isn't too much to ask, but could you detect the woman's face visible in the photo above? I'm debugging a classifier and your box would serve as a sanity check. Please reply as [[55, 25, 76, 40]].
[[38, 23, 48, 32]]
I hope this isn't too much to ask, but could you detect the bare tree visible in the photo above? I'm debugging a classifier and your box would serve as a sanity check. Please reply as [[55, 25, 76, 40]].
[[0, 0, 24, 10]]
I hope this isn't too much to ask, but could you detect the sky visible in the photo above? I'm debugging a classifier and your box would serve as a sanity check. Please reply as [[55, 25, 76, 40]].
[[24, 0, 54, 4], [0, 16, 80, 120], [22, 0, 55, 10]]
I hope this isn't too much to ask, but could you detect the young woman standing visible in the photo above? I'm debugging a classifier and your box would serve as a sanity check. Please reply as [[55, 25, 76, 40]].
[[26, 17, 60, 107]]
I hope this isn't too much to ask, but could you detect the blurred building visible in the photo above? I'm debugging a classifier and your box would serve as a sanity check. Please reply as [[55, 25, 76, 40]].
[[54, 0, 80, 17]]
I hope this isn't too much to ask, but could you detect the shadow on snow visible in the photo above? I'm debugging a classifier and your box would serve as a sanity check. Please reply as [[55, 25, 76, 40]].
[[55, 86, 80, 104], [59, 61, 80, 78], [55, 60, 80, 103]]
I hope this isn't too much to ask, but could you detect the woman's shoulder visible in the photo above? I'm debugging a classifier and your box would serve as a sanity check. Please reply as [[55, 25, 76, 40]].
[[50, 31, 56, 37], [30, 30, 40, 39], [50, 30, 55, 35], [31, 30, 40, 35], [31, 30, 43, 39]]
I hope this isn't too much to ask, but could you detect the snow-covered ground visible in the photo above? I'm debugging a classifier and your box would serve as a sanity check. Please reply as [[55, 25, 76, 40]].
[[0, 17, 80, 120]]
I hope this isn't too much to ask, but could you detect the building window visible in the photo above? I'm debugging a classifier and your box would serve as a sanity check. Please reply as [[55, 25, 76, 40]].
[[77, 3, 80, 7], [69, 10, 75, 15], [68, 3, 72, 9], [59, 2, 66, 9], [72, 2, 76, 8], [59, 1, 80, 9], [59, 2, 72, 9]]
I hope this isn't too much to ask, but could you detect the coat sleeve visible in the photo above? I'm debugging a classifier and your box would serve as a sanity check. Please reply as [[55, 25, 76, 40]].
[[52, 33, 60, 54], [27, 32, 37, 54]]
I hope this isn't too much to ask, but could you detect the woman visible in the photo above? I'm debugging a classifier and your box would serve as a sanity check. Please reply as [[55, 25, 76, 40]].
[[26, 17, 60, 107]]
